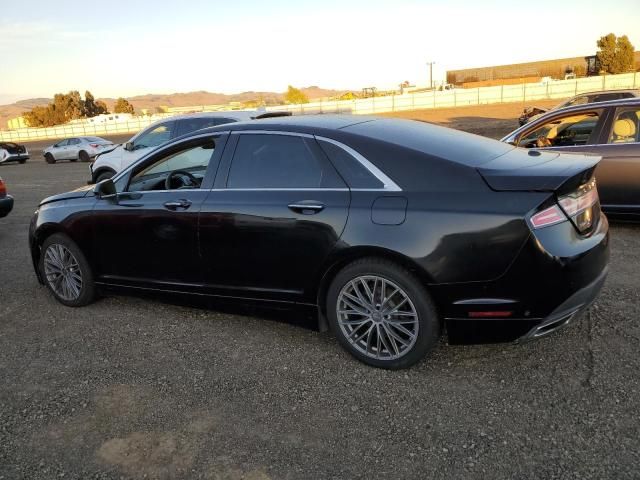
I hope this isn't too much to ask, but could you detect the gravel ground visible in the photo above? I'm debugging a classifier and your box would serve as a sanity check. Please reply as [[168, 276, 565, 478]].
[[0, 127, 639, 480]]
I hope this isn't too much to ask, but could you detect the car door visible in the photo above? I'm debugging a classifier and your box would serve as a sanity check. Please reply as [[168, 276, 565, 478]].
[[198, 131, 351, 303], [122, 121, 176, 171], [583, 105, 640, 213], [91, 133, 226, 289], [51, 139, 68, 160], [66, 138, 80, 159]]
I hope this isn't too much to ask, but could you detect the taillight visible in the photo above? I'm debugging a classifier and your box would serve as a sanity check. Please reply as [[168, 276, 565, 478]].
[[530, 204, 566, 228], [530, 178, 600, 233], [90, 143, 100, 148], [0, 179, 6, 197], [558, 178, 599, 233]]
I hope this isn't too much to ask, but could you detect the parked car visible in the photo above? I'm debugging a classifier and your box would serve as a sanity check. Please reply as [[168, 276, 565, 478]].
[[30, 115, 609, 369], [0, 142, 29, 164], [89, 111, 291, 183], [0, 177, 14, 217], [518, 89, 640, 126], [43, 136, 114, 164], [503, 97, 640, 220]]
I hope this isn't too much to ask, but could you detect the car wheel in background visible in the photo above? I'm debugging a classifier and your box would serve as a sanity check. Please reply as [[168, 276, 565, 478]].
[[326, 257, 440, 369], [40, 233, 96, 307], [79, 151, 90, 162], [45, 153, 56, 164], [95, 170, 115, 183]]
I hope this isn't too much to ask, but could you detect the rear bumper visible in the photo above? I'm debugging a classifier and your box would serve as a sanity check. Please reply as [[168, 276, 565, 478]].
[[0, 195, 14, 217], [441, 214, 610, 344], [517, 264, 607, 341]]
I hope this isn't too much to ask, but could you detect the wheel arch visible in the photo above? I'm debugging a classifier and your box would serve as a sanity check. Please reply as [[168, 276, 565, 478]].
[[314, 246, 438, 331], [92, 166, 116, 183], [31, 223, 81, 283]]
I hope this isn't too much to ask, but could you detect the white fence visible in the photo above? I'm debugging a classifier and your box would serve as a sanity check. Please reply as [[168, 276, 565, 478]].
[[2, 71, 639, 143], [264, 72, 640, 116]]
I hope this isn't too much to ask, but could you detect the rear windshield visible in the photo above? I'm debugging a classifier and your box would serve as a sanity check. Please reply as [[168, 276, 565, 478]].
[[343, 118, 513, 167]]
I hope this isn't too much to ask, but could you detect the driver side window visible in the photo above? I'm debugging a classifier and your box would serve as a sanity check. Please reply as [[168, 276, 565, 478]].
[[518, 112, 600, 148], [128, 139, 216, 192], [134, 121, 175, 150]]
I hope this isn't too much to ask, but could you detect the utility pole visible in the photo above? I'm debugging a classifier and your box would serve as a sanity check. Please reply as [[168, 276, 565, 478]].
[[426, 61, 435, 90]]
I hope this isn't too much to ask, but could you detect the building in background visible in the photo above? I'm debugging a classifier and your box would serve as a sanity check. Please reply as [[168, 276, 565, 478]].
[[7, 117, 27, 130], [447, 52, 640, 87]]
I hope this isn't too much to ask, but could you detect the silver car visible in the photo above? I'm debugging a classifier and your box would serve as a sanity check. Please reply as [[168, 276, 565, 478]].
[[43, 136, 114, 164]]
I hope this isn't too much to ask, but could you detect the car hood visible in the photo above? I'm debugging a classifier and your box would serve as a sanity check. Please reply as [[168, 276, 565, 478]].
[[40, 184, 94, 206]]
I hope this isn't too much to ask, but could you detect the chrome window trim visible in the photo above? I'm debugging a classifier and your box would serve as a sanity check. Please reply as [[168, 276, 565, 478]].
[[231, 130, 314, 139], [315, 136, 402, 192]]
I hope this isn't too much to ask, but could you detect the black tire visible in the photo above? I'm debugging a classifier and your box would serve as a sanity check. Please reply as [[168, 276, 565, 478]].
[[95, 170, 115, 183], [45, 153, 56, 164], [18, 159, 26, 164], [39, 233, 96, 307], [79, 150, 90, 162], [326, 257, 440, 369]]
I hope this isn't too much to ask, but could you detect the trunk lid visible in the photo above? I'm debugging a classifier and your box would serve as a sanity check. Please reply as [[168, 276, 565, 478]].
[[477, 148, 601, 194]]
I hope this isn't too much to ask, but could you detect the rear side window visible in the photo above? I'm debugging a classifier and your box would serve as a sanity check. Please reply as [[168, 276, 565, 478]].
[[227, 134, 345, 189], [317, 140, 384, 189], [608, 108, 639, 144]]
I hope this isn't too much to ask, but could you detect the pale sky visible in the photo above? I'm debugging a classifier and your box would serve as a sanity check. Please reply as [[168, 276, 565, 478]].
[[1, 0, 639, 104]]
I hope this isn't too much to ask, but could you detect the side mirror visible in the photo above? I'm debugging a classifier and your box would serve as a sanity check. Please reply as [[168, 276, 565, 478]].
[[123, 141, 134, 151], [93, 178, 117, 199]]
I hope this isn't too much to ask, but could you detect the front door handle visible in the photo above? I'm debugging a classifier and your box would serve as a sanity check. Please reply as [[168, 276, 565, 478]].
[[288, 202, 325, 214], [164, 199, 192, 210]]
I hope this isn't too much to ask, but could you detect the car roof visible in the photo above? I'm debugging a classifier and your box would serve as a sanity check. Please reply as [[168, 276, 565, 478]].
[[572, 88, 640, 97], [550, 96, 640, 116], [190, 114, 513, 167]]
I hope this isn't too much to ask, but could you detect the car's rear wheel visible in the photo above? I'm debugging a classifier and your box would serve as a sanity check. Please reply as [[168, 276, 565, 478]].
[[40, 233, 95, 307], [327, 258, 440, 369], [45, 153, 56, 164], [95, 170, 115, 183], [79, 150, 90, 162]]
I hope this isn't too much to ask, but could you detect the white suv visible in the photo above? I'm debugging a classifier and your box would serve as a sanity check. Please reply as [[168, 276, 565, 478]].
[[89, 111, 289, 183]]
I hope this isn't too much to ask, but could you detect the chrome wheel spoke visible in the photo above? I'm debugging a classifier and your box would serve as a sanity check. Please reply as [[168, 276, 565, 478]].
[[337, 275, 419, 360], [44, 244, 83, 301]]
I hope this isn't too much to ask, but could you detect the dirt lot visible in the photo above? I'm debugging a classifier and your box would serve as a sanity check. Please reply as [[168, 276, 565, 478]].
[[0, 113, 639, 479]]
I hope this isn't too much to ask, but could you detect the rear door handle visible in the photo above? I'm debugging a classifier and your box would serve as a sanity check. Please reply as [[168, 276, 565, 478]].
[[164, 199, 192, 210], [288, 202, 325, 214]]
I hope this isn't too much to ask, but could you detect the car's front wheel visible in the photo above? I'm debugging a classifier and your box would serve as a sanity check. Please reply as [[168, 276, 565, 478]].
[[45, 153, 56, 164], [95, 170, 115, 183], [40, 233, 96, 307], [327, 258, 440, 369]]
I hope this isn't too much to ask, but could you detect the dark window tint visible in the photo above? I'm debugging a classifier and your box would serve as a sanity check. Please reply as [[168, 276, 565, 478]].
[[69, 138, 80, 145], [227, 134, 345, 189], [318, 140, 384, 189], [175, 117, 236, 137], [56, 140, 68, 147]]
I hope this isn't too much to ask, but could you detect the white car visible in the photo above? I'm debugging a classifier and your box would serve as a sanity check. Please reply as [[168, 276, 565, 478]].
[[43, 136, 114, 164], [89, 111, 290, 183], [0, 142, 30, 164]]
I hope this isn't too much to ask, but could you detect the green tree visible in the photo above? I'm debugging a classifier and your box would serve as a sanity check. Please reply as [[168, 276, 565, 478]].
[[284, 85, 309, 104], [113, 97, 135, 114], [596, 33, 635, 74]]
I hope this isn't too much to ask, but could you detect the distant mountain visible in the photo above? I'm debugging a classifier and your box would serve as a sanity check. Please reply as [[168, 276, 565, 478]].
[[0, 87, 350, 128]]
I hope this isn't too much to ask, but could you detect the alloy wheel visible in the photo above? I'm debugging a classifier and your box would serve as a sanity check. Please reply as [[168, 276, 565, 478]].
[[43, 244, 83, 301], [336, 275, 419, 360]]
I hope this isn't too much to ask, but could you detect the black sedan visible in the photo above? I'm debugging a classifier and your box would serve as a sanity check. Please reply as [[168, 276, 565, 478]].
[[29, 115, 609, 369], [0, 177, 14, 217], [503, 97, 640, 221]]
